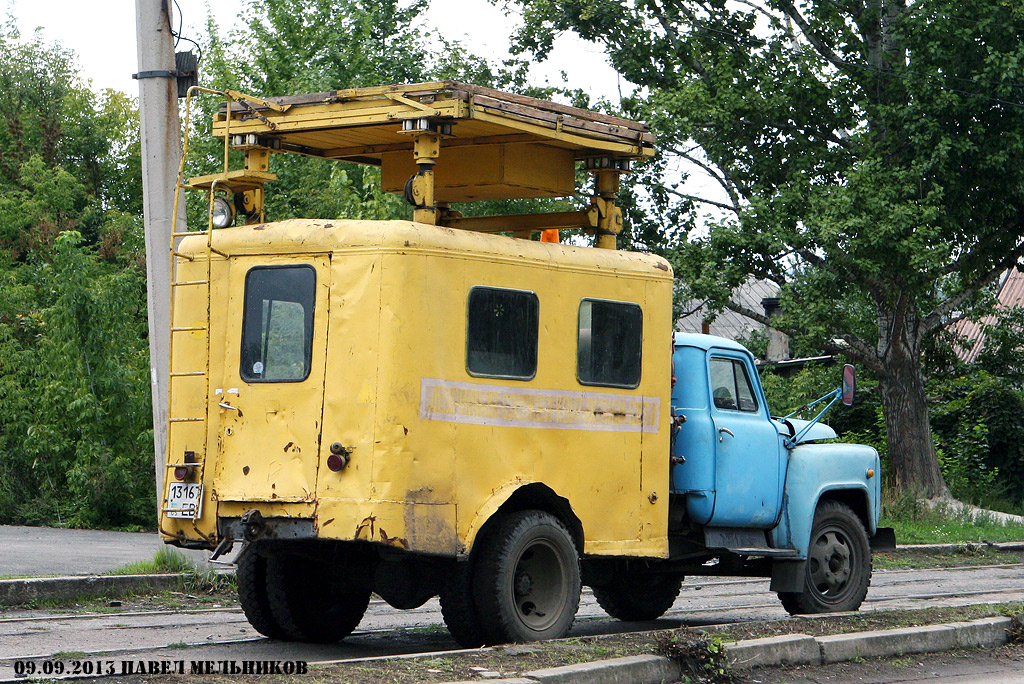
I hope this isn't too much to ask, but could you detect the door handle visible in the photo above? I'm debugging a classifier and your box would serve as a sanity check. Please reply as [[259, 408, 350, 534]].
[[718, 427, 734, 442]]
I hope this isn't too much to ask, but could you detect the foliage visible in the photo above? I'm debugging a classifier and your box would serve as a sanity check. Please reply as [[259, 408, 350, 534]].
[[654, 632, 734, 684], [928, 371, 1024, 507], [0, 27, 151, 529], [508, 0, 1024, 498]]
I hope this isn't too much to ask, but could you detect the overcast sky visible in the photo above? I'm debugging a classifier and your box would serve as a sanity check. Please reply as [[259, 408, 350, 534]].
[[5, 0, 623, 101]]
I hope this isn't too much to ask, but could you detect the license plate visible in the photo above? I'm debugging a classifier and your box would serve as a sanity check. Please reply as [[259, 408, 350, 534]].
[[166, 483, 203, 519]]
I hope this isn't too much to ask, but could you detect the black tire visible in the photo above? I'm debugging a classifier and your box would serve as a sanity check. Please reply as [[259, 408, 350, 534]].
[[778, 500, 871, 614], [592, 571, 682, 621], [472, 510, 581, 644], [236, 544, 287, 639], [265, 551, 371, 643], [439, 559, 487, 648]]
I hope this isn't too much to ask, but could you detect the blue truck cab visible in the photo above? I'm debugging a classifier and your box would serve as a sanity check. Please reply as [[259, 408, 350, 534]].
[[661, 332, 890, 614]]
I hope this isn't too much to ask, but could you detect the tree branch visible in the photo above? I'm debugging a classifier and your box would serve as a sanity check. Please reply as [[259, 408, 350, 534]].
[[922, 237, 1024, 334], [668, 146, 744, 211], [664, 186, 739, 213], [725, 297, 881, 370], [775, 0, 848, 70]]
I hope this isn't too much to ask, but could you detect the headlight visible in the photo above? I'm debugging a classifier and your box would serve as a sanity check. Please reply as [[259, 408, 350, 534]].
[[211, 196, 235, 228]]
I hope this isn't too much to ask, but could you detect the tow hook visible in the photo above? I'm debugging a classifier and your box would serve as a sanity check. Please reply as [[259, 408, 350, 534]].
[[240, 509, 266, 542]]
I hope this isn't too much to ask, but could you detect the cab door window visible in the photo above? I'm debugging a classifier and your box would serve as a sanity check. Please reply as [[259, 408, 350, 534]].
[[709, 357, 758, 412], [240, 265, 316, 382]]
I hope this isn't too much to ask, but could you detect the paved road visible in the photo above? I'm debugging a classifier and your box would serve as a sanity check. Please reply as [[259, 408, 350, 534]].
[[1, 563, 1022, 680], [0, 526, 210, 576]]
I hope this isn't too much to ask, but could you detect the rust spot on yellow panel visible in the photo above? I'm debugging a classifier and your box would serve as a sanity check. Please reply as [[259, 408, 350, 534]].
[[355, 515, 376, 540], [242, 466, 249, 476], [379, 528, 408, 548]]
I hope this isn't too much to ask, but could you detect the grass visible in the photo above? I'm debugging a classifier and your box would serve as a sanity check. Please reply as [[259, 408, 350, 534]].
[[882, 493, 1024, 545], [874, 547, 1023, 570], [109, 547, 196, 576]]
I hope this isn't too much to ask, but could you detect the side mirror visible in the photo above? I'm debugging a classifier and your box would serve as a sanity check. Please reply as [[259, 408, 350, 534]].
[[841, 364, 856, 406]]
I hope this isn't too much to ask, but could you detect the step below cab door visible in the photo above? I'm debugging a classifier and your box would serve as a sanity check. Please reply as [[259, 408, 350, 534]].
[[214, 257, 330, 505]]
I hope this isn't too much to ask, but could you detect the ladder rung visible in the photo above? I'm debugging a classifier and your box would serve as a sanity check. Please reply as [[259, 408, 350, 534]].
[[172, 280, 210, 286], [172, 326, 207, 332], [172, 231, 206, 238], [169, 417, 205, 423], [170, 371, 206, 377], [165, 462, 200, 468]]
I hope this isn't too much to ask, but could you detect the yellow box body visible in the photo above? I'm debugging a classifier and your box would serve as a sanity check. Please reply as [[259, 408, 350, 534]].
[[162, 220, 673, 559]]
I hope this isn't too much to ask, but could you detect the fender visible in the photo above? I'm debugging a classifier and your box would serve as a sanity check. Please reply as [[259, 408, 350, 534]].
[[461, 481, 584, 555], [771, 443, 881, 558]]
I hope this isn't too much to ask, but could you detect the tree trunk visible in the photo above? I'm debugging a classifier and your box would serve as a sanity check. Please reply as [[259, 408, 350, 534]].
[[877, 342, 949, 498]]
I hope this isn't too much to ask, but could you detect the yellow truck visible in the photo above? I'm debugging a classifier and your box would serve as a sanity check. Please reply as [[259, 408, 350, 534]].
[[161, 83, 889, 646]]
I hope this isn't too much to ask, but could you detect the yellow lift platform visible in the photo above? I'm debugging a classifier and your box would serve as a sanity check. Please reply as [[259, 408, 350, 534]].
[[186, 82, 655, 249]]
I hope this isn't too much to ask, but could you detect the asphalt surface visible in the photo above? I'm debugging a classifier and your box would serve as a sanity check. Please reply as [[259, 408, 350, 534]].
[[0, 526, 208, 576]]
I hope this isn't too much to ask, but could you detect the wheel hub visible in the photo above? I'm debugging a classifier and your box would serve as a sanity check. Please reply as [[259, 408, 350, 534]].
[[514, 569, 534, 597], [810, 530, 851, 595]]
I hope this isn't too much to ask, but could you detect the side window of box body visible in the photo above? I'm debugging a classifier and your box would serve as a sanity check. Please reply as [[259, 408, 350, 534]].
[[239, 265, 316, 383], [577, 299, 643, 389], [466, 286, 539, 380]]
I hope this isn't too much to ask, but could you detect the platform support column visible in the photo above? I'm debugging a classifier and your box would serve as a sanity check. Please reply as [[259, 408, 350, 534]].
[[591, 168, 623, 250], [409, 132, 441, 225]]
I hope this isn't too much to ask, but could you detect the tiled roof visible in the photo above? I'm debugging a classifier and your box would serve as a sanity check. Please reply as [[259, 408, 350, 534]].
[[953, 268, 1024, 363], [676, 279, 781, 341]]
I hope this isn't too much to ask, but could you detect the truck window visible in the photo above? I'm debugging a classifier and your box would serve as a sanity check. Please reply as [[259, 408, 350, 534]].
[[466, 287, 539, 380], [240, 265, 316, 382], [709, 358, 759, 412], [577, 299, 642, 388]]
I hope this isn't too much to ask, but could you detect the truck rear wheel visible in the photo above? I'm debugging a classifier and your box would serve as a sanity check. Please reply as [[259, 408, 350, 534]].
[[265, 551, 371, 642], [592, 571, 682, 621], [472, 510, 581, 644], [236, 544, 287, 639], [778, 500, 871, 614]]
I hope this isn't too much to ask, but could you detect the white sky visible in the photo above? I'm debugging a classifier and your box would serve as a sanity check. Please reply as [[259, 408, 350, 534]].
[[5, 0, 624, 102]]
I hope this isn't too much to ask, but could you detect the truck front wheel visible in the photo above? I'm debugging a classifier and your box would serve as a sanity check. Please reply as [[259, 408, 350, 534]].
[[472, 510, 581, 644], [778, 500, 871, 614], [592, 571, 682, 621]]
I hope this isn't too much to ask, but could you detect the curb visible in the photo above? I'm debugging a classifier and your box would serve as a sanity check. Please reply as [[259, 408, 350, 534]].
[[0, 574, 186, 606], [433, 617, 1015, 684]]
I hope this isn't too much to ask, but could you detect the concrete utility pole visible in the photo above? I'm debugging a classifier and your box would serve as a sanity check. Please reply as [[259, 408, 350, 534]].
[[135, 0, 186, 519]]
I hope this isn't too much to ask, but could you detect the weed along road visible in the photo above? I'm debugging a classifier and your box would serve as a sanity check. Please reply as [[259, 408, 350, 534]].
[[1, 563, 1022, 679]]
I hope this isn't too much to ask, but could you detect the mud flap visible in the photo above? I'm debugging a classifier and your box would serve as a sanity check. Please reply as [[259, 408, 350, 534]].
[[770, 559, 807, 593], [870, 526, 897, 551]]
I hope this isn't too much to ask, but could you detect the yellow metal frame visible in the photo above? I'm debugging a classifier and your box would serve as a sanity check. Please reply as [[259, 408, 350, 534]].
[[197, 81, 652, 246]]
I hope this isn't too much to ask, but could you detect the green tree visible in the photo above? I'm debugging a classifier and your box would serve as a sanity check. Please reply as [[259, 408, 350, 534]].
[[509, 0, 1024, 498]]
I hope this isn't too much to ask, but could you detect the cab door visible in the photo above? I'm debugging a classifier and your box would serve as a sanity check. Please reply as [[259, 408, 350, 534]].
[[214, 257, 330, 503], [706, 352, 782, 527]]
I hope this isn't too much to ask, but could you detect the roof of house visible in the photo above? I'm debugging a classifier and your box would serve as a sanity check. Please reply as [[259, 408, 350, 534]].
[[675, 278, 780, 340], [953, 268, 1024, 363]]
